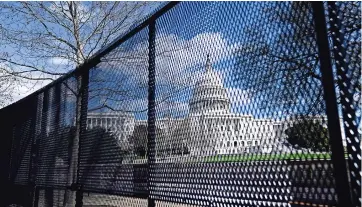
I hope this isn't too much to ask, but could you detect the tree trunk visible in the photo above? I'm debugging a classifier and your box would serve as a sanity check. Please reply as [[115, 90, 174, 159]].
[[63, 3, 86, 206], [63, 74, 84, 207]]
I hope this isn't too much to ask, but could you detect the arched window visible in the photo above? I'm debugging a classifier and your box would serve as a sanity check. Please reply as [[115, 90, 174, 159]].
[[234, 141, 238, 147]]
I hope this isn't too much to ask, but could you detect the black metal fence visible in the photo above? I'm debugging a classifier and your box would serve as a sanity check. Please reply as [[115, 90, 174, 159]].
[[0, 2, 360, 207]]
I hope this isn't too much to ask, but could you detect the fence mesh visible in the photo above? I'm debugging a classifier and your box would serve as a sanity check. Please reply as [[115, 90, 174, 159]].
[[150, 2, 337, 206], [36, 76, 78, 188], [0, 2, 360, 207], [9, 96, 37, 186], [326, 1, 361, 206], [79, 27, 150, 202]]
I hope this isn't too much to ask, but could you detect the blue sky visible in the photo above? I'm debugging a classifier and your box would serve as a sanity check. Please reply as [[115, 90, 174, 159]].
[[0, 1, 163, 106], [84, 2, 328, 121], [3, 2, 358, 126]]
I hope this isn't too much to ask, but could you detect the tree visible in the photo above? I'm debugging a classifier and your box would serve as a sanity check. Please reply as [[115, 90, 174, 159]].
[[0, 70, 20, 106], [131, 123, 189, 158], [0, 1, 160, 107], [131, 125, 148, 157], [235, 2, 361, 116], [130, 124, 171, 158], [81, 126, 130, 165], [36, 126, 127, 205], [285, 120, 330, 152], [0, 2, 161, 205], [170, 120, 190, 156], [80, 126, 130, 190]]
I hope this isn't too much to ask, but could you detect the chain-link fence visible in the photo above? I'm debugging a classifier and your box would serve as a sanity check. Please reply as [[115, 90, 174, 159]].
[[0, 2, 360, 207]]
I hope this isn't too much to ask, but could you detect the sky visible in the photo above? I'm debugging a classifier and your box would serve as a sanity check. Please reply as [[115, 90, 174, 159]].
[[85, 2, 262, 120], [0, 1, 164, 107], [84, 1, 329, 121], [1, 2, 359, 128]]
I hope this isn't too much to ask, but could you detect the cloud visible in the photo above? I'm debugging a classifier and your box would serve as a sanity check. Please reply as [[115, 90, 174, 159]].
[[1, 69, 57, 108], [48, 57, 70, 66], [91, 32, 247, 114], [0, 62, 54, 107], [5, 31, 246, 114], [155, 32, 240, 87], [104, 32, 239, 86], [101, 32, 239, 89], [49, 2, 90, 24], [13, 79, 53, 101]]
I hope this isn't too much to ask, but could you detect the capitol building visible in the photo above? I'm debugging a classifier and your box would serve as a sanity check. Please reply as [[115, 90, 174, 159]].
[[86, 56, 329, 157], [171, 57, 277, 156]]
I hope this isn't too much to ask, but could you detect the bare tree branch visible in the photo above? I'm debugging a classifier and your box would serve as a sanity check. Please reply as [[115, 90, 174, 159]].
[[0, 1, 160, 106]]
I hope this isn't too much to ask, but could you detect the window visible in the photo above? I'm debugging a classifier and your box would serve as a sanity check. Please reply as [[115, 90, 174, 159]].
[[234, 141, 237, 147], [227, 141, 230, 147]]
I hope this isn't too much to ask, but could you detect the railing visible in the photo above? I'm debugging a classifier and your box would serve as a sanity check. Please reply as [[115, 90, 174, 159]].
[[0, 2, 360, 207]]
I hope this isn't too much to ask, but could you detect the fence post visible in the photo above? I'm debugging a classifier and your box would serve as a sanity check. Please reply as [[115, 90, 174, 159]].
[[75, 70, 89, 207], [311, 2, 353, 206], [327, 2, 360, 205], [64, 71, 89, 207], [28, 96, 39, 207], [40, 90, 53, 206], [147, 20, 156, 207]]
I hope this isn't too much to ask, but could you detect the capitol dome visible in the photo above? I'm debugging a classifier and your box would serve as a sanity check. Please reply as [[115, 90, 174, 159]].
[[189, 55, 230, 114]]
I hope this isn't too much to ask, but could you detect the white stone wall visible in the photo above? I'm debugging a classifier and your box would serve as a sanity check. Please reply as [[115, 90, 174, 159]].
[[183, 113, 277, 156], [86, 112, 135, 147]]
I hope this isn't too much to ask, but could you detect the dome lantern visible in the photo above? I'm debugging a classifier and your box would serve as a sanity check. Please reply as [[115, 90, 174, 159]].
[[206, 54, 212, 72]]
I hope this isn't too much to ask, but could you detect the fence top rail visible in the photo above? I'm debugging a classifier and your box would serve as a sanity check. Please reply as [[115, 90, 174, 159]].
[[0, 1, 179, 112]]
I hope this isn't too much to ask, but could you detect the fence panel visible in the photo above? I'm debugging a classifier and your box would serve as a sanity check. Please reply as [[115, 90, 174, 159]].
[[5, 95, 38, 206], [78, 26, 150, 204], [34, 76, 79, 207], [0, 2, 360, 207], [326, 2, 361, 206], [151, 2, 337, 206]]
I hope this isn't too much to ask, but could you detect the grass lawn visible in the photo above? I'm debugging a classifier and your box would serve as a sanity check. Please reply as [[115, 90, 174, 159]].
[[202, 153, 332, 162], [133, 153, 342, 163]]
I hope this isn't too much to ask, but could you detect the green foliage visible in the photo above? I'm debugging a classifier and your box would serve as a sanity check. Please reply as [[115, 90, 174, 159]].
[[285, 120, 330, 152]]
